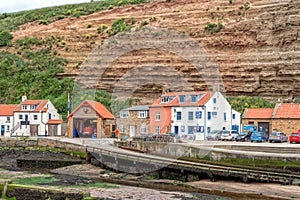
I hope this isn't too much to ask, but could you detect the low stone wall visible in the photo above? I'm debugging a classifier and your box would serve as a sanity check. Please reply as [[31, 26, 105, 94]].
[[37, 138, 86, 153], [0, 138, 86, 153], [17, 159, 84, 169], [5, 188, 84, 200]]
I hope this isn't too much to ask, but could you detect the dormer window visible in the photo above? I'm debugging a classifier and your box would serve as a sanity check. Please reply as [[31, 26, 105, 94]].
[[22, 105, 27, 110], [161, 96, 169, 103], [30, 105, 36, 110], [179, 96, 185, 103], [191, 95, 197, 102]]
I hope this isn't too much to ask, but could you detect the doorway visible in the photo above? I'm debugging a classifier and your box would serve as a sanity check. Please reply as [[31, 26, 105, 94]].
[[130, 125, 135, 137], [1, 125, 4, 136]]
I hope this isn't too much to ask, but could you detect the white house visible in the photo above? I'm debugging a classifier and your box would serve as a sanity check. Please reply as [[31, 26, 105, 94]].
[[11, 94, 62, 137], [0, 104, 17, 137], [169, 91, 240, 140]]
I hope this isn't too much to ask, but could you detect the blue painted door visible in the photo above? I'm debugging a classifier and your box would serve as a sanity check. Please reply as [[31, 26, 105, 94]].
[[1, 125, 4, 135], [174, 126, 179, 135], [25, 115, 28, 121]]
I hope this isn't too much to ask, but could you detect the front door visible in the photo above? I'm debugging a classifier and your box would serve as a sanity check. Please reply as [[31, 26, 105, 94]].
[[1, 125, 4, 136], [174, 126, 179, 135], [130, 125, 135, 137], [105, 125, 110, 137], [258, 122, 270, 136]]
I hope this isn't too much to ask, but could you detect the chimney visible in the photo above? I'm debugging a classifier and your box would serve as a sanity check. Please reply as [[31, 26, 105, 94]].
[[22, 92, 27, 102]]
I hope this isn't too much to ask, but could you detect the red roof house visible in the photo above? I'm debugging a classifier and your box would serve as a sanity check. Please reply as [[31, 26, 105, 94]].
[[68, 100, 115, 138]]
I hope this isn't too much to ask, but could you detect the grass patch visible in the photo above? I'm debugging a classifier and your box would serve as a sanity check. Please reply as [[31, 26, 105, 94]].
[[70, 182, 118, 189], [180, 156, 300, 173], [12, 176, 59, 185]]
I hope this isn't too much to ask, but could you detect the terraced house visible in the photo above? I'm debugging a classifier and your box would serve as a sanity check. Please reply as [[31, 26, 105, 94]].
[[0, 94, 62, 137], [150, 91, 241, 140], [117, 105, 150, 137]]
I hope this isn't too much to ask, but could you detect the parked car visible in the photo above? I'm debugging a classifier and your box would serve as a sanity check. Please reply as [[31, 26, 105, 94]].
[[206, 130, 223, 140], [268, 132, 288, 143], [235, 132, 252, 142], [289, 133, 300, 144], [250, 132, 268, 142], [220, 130, 238, 141]]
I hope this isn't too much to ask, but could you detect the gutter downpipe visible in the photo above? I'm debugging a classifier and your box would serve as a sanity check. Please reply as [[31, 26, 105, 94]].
[[203, 105, 206, 140]]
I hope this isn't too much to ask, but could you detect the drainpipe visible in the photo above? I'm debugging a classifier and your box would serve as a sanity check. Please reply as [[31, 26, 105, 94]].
[[203, 106, 206, 139]]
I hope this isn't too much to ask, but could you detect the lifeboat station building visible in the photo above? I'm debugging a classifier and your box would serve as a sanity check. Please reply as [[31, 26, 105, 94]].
[[68, 100, 115, 138]]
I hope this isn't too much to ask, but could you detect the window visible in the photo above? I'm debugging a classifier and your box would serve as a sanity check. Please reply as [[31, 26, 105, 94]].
[[232, 114, 236, 119], [30, 105, 36, 110], [138, 111, 148, 118], [179, 96, 185, 103], [120, 124, 125, 133], [6, 117, 10, 122], [155, 126, 161, 134], [161, 96, 169, 103], [22, 105, 27, 110], [213, 98, 217, 103], [224, 112, 227, 121], [207, 127, 211, 133], [48, 113, 51, 120], [191, 95, 197, 102], [176, 112, 182, 121], [19, 115, 23, 120], [155, 112, 160, 121], [120, 111, 129, 118], [188, 112, 193, 120], [33, 115, 38, 120], [6, 125, 10, 131], [140, 124, 147, 134], [207, 112, 211, 120]]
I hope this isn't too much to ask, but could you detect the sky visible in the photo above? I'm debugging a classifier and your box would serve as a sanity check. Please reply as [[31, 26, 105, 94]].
[[0, 0, 92, 14]]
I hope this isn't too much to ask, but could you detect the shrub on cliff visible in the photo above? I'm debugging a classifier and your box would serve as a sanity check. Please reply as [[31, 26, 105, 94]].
[[0, 30, 13, 47]]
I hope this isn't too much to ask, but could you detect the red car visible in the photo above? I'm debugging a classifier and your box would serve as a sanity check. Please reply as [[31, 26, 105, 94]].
[[289, 133, 300, 143]]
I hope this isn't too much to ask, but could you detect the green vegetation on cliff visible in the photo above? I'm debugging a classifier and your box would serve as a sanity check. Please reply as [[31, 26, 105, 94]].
[[0, 0, 146, 32], [227, 96, 275, 114]]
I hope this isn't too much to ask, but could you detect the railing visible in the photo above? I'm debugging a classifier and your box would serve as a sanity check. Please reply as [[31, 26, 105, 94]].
[[10, 122, 20, 136]]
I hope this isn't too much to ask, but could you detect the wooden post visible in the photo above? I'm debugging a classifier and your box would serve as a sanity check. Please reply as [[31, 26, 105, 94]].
[[68, 117, 73, 138]]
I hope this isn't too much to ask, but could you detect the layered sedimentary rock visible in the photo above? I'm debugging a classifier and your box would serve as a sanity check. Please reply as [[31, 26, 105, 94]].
[[11, 0, 300, 102]]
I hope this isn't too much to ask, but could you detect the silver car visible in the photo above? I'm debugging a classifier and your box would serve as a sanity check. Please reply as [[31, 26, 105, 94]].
[[206, 130, 223, 140], [268, 132, 288, 143]]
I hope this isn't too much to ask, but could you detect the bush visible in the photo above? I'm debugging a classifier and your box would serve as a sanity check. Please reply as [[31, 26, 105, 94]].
[[204, 22, 223, 34], [0, 30, 13, 46], [87, 23, 92, 28]]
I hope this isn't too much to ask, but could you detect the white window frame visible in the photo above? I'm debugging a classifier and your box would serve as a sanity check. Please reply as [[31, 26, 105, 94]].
[[120, 111, 129, 118], [138, 111, 148, 118], [22, 105, 27, 110], [155, 126, 161, 134], [6, 125, 10, 131], [155, 112, 160, 121], [30, 105, 36, 110], [120, 124, 125, 133], [19, 115, 23, 120], [33, 115, 38, 120], [140, 124, 147, 134]]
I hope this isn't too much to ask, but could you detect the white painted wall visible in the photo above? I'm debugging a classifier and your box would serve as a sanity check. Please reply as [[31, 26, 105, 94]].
[[0, 116, 13, 137], [171, 92, 241, 140], [12, 100, 61, 136]]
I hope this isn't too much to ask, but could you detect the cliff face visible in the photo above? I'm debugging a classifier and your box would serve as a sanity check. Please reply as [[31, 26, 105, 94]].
[[11, 0, 300, 102]]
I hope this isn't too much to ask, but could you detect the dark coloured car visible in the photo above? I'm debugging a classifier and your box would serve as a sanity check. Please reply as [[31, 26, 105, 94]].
[[250, 132, 268, 142], [268, 132, 288, 143], [289, 133, 300, 144], [206, 130, 223, 141], [235, 132, 251, 142]]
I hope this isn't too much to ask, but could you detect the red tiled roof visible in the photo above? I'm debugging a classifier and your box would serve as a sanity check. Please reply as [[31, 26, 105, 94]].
[[15, 100, 48, 112], [68, 100, 114, 119], [0, 104, 18, 116], [47, 119, 63, 124], [151, 91, 211, 107], [243, 108, 274, 119], [274, 103, 300, 118]]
